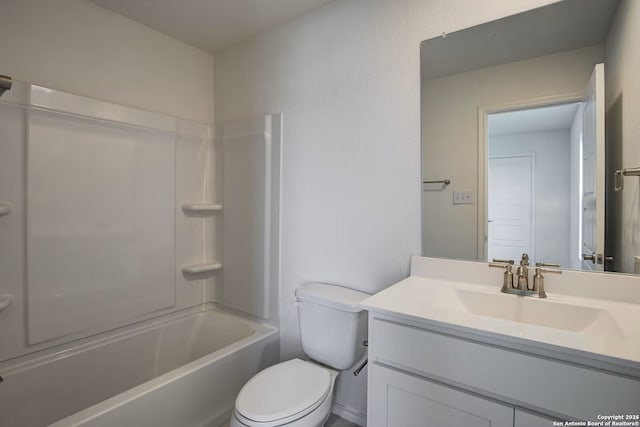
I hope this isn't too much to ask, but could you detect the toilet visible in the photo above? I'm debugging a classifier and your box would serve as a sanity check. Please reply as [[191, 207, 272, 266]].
[[230, 283, 370, 427]]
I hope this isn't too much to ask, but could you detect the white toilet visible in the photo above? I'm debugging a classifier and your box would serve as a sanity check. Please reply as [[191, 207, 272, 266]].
[[230, 283, 370, 427]]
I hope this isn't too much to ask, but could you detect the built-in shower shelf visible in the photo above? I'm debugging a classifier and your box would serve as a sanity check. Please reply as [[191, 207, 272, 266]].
[[181, 262, 222, 276], [181, 203, 222, 216]]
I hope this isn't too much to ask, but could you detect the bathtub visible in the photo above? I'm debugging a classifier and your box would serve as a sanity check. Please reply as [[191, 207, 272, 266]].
[[0, 304, 279, 427]]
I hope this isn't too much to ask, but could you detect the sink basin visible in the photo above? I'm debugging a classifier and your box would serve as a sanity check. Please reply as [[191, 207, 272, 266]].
[[454, 288, 623, 337], [359, 257, 640, 365]]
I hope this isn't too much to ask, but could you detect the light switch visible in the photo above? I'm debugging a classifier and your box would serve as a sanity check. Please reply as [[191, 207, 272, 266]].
[[453, 191, 473, 205]]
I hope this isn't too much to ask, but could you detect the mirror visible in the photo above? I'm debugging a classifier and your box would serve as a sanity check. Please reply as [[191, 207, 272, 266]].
[[421, 0, 640, 274]]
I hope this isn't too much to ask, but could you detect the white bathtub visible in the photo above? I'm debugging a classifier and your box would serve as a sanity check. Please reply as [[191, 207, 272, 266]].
[[0, 304, 279, 427]]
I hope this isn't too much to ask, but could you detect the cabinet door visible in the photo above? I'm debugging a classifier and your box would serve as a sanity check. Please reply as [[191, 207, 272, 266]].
[[515, 409, 557, 427], [369, 363, 514, 427]]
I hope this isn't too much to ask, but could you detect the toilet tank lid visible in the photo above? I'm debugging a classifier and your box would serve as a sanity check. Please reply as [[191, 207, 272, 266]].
[[295, 283, 370, 313]]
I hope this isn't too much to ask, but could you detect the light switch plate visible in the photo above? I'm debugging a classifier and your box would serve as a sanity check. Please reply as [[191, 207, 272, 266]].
[[453, 190, 474, 204]]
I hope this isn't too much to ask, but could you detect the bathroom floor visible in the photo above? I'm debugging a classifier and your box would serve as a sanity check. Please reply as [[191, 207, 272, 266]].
[[220, 414, 359, 427], [325, 413, 361, 427]]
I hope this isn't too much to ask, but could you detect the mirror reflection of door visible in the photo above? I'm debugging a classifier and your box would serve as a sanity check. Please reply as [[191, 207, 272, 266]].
[[487, 155, 534, 263], [486, 102, 581, 268], [485, 63, 605, 269], [580, 63, 606, 271]]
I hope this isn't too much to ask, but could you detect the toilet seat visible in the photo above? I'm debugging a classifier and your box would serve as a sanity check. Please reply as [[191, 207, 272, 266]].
[[234, 359, 332, 426]]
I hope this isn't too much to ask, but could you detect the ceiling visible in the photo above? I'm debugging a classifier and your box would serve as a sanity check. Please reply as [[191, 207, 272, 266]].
[[488, 102, 581, 136], [91, 0, 334, 54], [421, 0, 619, 80]]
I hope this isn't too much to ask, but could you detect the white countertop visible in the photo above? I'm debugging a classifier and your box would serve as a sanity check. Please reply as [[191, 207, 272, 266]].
[[360, 257, 640, 373]]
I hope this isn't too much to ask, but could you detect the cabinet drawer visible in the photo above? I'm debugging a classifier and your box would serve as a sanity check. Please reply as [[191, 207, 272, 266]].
[[369, 363, 513, 427], [371, 318, 640, 420]]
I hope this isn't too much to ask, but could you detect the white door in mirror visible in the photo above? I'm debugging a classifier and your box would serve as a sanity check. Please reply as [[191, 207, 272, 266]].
[[581, 63, 606, 271], [488, 155, 533, 263]]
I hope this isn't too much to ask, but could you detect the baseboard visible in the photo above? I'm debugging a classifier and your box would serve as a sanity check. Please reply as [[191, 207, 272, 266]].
[[199, 408, 232, 427], [332, 401, 366, 426]]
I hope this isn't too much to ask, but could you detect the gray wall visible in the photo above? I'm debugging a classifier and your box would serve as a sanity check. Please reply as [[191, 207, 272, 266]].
[[605, 0, 640, 274], [214, 0, 562, 421], [0, 0, 214, 123]]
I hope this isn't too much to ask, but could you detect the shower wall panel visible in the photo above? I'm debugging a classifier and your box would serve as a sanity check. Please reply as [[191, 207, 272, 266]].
[[0, 101, 27, 361], [0, 82, 215, 360], [221, 115, 281, 320], [26, 109, 176, 344], [175, 132, 218, 306]]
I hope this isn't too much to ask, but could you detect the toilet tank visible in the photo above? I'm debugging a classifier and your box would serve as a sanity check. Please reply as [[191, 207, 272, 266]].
[[295, 283, 369, 370]]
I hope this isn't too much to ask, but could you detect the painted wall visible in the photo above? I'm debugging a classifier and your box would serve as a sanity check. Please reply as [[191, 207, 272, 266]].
[[422, 45, 604, 262], [214, 0, 563, 421], [605, 0, 640, 274], [489, 130, 571, 267], [0, 0, 214, 124]]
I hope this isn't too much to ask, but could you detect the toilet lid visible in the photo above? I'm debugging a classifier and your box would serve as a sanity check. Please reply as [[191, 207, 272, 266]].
[[235, 359, 331, 423]]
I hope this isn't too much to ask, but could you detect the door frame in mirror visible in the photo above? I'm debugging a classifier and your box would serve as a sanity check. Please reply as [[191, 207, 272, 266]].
[[477, 91, 583, 262]]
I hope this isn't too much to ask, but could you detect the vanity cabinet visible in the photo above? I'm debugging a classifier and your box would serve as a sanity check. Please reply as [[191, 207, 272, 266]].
[[369, 362, 558, 427], [366, 314, 640, 426], [369, 363, 513, 427]]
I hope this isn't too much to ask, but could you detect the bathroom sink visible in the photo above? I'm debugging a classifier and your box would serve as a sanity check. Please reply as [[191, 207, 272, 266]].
[[359, 257, 640, 365], [453, 288, 623, 337]]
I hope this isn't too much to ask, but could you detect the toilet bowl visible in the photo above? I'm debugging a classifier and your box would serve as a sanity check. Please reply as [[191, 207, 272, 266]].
[[230, 359, 338, 427], [229, 283, 370, 427]]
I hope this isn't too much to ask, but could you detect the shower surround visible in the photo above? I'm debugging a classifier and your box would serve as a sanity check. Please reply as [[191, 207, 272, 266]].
[[0, 81, 281, 426]]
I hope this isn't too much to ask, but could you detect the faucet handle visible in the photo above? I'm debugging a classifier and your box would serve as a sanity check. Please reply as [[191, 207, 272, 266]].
[[489, 262, 515, 291], [536, 262, 560, 268], [492, 258, 514, 265], [520, 253, 529, 265], [489, 262, 513, 269], [533, 266, 562, 298], [536, 267, 562, 275]]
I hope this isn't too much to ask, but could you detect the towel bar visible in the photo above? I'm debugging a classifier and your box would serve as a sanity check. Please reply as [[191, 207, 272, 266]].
[[614, 167, 640, 191]]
